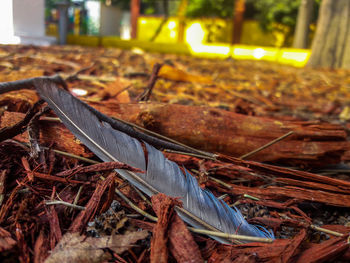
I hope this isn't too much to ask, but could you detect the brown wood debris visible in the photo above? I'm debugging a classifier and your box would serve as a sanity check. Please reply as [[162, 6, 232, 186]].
[[90, 102, 350, 166], [150, 193, 203, 263], [0, 45, 350, 262]]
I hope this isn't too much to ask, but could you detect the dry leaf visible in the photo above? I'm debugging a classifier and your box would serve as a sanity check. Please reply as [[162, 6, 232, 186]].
[[93, 230, 149, 254], [45, 233, 109, 263], [0, 227, 16, 252], [159, 64, 212, 84], [45, 230, 149, 263]]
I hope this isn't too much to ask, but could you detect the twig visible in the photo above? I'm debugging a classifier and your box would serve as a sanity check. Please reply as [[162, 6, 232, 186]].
[[243, 194, 260, 201], [164, 149, 216, 160], [56, 161, 143, 177], [70, 185, 84, 213], [218, 194, 228, 200], [114, 187, 158, 222], [230, 201, 241, 207], [39, 146, 100, 164], [188, 227, 273, 243], [0, 100, 45, 142], [11, 141, 99, 164], [209, 176, 233, 189], [40, 117, 61, 122], [310, 224, 344, 237], [63, 63, 96, 82], [45, 200, 86, 210], [240, 131, 294, 159], [132, 186, 152, 207], [28, 106, 50, 158], [138, 63, 163, 101]]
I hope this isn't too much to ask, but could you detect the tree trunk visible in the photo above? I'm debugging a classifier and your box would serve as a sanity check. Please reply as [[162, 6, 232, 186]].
[[293, 0, 314, 49], [307, 0, 350, 68], [130, 0, 140, 39], [231, 0, 245, 44], [177, 0, 188, 43]]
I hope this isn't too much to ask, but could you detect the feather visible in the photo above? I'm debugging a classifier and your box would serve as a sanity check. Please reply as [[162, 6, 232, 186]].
[[35, 80, 274, 243]]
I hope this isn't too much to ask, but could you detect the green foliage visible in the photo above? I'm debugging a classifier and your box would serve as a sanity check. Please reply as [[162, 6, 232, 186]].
[[250, 0, 320, 32], [248, 0, 320, 46], [250, 0, 301, 32], [186, 0, 235, 18]]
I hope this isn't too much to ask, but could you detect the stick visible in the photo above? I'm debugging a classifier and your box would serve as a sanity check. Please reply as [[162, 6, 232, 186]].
[[45, 200, 86, 210], [188, 227, 274, 243], [310, 224, 344, 237], [114, 186, 158, 222], [138, 63, 163, 101], [240, 131, 294, 160], [209, 176, 233, 189], [70, 185, 84, 213], [28, 106, 50, 158], [0, 100, 45, 142]]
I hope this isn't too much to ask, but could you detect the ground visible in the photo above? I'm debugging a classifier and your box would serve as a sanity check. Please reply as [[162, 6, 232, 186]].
[[0, 45, 349, 262]]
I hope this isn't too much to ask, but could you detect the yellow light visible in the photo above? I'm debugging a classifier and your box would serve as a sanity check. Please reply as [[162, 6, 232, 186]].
[[140, 19, 147, 25], [167, 21, 176, 30], [233, 47, 254, 57], [170, 30, 176, 39], [190, 44, 230, 56], [131, 47, 145, 54], [232, 46, 279, 62], [278, 49, 311, 67], [185, 22, 206, 44], [185, 23, 230, 58], [280, 51, 309, 62], [253, 48, 266, 59]]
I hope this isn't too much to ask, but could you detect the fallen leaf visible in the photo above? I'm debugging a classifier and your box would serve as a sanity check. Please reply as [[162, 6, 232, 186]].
[[0, 227, 16, 252], [159, 64, 212, 84], [45, 233, 110, 263], [45, 230, 148, 263], [93, 230, 149, 254]]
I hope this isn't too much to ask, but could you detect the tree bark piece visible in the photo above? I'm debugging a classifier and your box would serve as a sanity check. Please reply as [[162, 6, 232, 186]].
[[209, 230, 306, 263], [0, 111, 91, 157], [150, 194, 177, 263], [214, 183, 350, 207], [89, 102, 350, 166], [2, 100, 349, 166], [151, 194, 203, 263]]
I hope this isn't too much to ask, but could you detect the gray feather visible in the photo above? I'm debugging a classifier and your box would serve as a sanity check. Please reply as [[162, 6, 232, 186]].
[[35, 81, 274, 243]]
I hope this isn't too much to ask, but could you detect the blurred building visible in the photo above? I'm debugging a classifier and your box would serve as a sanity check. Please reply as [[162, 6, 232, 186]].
[[0, 0, 55, 45], [45, 0, 131, 40]]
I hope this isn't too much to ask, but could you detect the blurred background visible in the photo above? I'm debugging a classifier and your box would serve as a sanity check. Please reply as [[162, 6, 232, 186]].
[[0, 1, 321, 66]]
